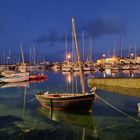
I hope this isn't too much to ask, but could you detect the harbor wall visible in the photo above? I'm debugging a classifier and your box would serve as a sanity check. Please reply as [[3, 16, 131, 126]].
[[88, 78, 140, 89]]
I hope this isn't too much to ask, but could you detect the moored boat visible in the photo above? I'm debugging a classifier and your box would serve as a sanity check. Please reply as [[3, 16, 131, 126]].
[[36, 91, 95, 111], [29, 74, 47, 81], [36, 17, 96, 112], [0, 73, 29, 83]]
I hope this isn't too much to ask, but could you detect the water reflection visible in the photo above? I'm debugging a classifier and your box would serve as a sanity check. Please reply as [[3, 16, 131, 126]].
[[1, 71, 140, 139], [0, 81, 29, 89], [0, 78, 48, 90], [37, 106, 97, 139], [101, 69, 140, 78]]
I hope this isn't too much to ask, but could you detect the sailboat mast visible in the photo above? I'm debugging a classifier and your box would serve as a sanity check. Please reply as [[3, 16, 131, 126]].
[[120, 32, 123, 58], [20, 44, 25, 65], [90, 34, 92, 62], [114, 34, 116, 57], [72, 17, 86, 94], [65, 33, 68, 61], [82, 31, 85, 62]]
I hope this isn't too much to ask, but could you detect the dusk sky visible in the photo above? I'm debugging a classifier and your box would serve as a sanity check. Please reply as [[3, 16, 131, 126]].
[[0, 0, 140, 62]]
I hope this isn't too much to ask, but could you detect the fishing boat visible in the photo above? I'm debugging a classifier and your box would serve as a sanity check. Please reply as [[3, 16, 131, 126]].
[[36, 17, 96, 112]]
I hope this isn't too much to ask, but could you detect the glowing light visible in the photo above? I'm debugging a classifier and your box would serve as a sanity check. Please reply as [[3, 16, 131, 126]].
[[103, 73, 106, 77], [102, 54, 106, 58], [67, 54, 71, 60], [131, 73, 134, 77], [67, 74, 71, 83]]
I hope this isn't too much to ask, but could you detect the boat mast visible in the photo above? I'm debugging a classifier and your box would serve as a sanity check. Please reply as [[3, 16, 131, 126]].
[[114, 34, 116, 57], [82, 31, 85, 62], [120, 32, 123, 58], [65, 32, 68, 61], [72, 17, 86, 94], [20, 44, 25, 65], [90, 34, 92, 62]]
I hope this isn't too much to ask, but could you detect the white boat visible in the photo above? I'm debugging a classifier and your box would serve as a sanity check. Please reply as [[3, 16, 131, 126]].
[[1, 70, 29, 77], [1, 70, 16, 77], [0, 73, 29, 83], [83, 66, 91, 71], [62, 64, 73, 72]]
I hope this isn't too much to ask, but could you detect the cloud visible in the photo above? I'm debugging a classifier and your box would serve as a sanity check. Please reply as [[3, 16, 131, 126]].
[[34, 30, 59, 44], [79, 16, 127, 38], [34, 16, 127, 44]]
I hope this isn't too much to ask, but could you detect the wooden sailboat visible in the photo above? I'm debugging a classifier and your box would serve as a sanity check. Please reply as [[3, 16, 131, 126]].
[[36, 17, 96, 112]]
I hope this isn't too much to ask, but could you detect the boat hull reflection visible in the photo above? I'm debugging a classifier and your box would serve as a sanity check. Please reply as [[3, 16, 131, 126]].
[[37, 106, 95, 129], [0, 81, 29, 88]]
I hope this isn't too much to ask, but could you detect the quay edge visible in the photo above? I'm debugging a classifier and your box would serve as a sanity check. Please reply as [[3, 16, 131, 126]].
[[88, 77, 140, 89]]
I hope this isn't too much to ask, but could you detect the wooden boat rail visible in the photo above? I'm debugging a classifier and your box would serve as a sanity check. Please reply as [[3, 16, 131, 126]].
[[38, 92, 95, 99]]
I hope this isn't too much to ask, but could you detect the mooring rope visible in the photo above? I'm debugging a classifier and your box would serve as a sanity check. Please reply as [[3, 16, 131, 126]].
[[95, 94, 139, 122], [26, 98, 36, 103]]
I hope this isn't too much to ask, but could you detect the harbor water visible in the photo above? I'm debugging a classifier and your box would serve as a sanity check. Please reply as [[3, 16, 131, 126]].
[[0, 70, 140, 140]]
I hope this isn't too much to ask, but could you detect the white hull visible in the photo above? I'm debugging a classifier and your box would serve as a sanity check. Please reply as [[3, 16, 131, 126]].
[[83, 67, 91, 71], [1, 71, 29, 77], [0, 73, 29, 83]]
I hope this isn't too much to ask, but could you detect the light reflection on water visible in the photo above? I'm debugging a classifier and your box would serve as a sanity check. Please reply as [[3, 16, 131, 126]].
[[96, 69, 140, 78], [0, 70, 140, 139]]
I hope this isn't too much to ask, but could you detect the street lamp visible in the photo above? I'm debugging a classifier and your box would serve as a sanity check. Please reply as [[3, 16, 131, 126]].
[[130, 53, 134, 59], [67, 54, 71, 61], [102, 54, 106, 58]]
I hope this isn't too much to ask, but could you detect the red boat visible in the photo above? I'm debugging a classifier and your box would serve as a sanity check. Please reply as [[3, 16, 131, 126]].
[[29, 74, 47, 81]]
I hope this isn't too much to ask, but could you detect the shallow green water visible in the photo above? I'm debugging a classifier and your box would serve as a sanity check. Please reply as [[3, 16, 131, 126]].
[[0, 71, 140, 140]]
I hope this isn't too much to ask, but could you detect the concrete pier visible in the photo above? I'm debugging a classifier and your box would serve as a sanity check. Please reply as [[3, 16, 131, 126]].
[[88, 78, 140, 89]]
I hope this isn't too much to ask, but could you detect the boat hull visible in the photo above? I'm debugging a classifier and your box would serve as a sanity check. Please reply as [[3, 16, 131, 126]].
[[0, 73, 29, 83], [36, 93, 95, 112], [29, 75, 47, 80]]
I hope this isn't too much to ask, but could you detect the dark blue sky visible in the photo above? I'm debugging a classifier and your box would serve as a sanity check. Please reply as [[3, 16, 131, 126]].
[[0, 0, 140, 61]]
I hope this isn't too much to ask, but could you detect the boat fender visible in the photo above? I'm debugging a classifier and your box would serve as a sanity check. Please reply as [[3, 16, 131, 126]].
[[44, 91, 49, 95], [138, 103, 140, 113], [90, 87, 96, 92], [86, 92, 92, 95]]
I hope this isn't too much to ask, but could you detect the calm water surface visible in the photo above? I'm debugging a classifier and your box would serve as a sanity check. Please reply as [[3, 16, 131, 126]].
[[0, 70, 140, 140]]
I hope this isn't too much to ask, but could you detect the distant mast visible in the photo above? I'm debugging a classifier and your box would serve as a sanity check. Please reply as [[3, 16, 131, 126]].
[[120, 32, 123, 58], [114, 34, 116, 57], [20, 44, 25, 65], [72, 17, 86, 94], [135, 44, 137, 57], [65, 32, 68, 61], [88, 34, 92, 62]]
